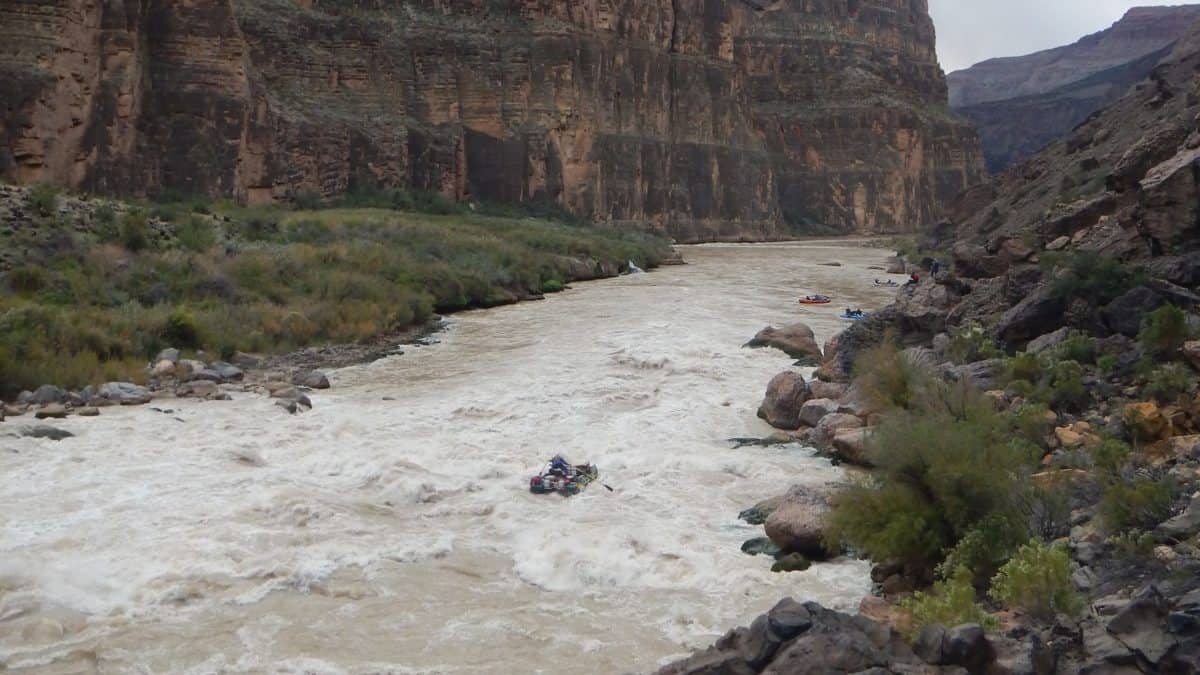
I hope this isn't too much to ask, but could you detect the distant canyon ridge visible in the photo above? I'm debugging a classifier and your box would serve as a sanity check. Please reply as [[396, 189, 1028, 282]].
[[949, 5, 1200, 173], [0, 0, 984, 241]]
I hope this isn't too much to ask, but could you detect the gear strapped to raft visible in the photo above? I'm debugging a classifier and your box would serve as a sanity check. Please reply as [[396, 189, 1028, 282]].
[[529, 455, 600, 496]]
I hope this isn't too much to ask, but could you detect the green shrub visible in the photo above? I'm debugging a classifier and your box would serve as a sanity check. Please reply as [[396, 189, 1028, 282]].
[[1006, 352, 1044, 385], [1097, 354, 1118, 375], [1058, 331, 1095, 365], [1044, 360, 1088, 411], [827, 410, 1041, 569], [989, 540, 1083, 620], [1043, 251, 1144, 305], [1092, 439, 1132, 477], [119, 211, 151, 251], [1139, 305, 1190, 360], [852, 340, 942, 412], [901, 566, 996, 638], [1100, 476, 1176, 533], [161, 309, 202, 349], [541, 279, 564, 293], [1109, 531, 1155, 561], [292, 189, 324, 210], [948, 322, 1002, 364], [936, 513, 1030, 585], [27, 183, 61, 217], [176, 216, 217, 252], [1144, 363, 1191, 404]]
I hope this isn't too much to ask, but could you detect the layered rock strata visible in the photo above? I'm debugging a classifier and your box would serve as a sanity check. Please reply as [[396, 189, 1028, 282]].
[[0, 0, 983, 240]]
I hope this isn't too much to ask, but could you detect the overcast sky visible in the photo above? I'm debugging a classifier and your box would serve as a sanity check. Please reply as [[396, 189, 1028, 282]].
[[929, 1, 1180, 72]]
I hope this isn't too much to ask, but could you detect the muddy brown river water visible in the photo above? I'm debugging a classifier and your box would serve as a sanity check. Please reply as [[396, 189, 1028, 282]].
[[0, 241, 902, 673]]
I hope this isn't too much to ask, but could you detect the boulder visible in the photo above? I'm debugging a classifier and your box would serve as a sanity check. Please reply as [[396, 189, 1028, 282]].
[[1123, 402, 1172, 442], [757, 372, 811, 430], [176, 359, 206, 377], [763, 485, 833, 558], [1027, 327, 1073, 355], [231, 351, 263, 369], [832, 427, 873, 466], [178, 381, 218, 398], [29, 385, 67, 405], [747, 324, 823, 364], [294, 370, 331, 389], [891, 278, 962, 336], [98, 382, 151, 405], [1103, 286, 1165, 337], [995, 285, 1066, 347], [1054, 422, 1101, 449], [34, 404, 68, 420], [156, 348, 181, 363], [886, 256, 906, 274], [798, 398, 840, 427], [913, 625, 947, 664], [810, 413, 864, 448], [770, 553, 811, 573], [1183, 341, 1200, 371], [187, 368, 224, 383], [150, 359, 177, 378], [946, 359, 1005, 391], [1106, 586, 1175, 666], [1046, 235, 1070, 251], [76, 407, 100, 417], [942, 624, 994, 672], [741, 537, 782, 558], [808, 381, 847, 400], [1157, 493, 1200, 541], [21, 425, 73, 440], [210, 362, 244, 382]]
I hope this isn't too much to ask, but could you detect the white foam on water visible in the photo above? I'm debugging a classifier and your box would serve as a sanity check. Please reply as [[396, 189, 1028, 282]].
[[0, 242, 904, 672]]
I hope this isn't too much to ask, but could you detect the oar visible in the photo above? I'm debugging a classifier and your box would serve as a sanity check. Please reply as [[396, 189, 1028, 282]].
[[602, 483, 614, 492]]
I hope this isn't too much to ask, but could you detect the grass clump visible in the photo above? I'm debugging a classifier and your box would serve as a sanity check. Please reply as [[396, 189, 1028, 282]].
[[901, 566, 996, 637], [1100, 475, 1176, 533], [948, 322, 1002, 364], [989, 540, 1083, 620], [1144, 363, 1192, 404], [1057, 331, 1095, 365]]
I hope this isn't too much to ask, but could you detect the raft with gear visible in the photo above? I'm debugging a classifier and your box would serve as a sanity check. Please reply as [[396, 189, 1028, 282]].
[[529, 456, 600, 497], [798, 294, 832, 305]]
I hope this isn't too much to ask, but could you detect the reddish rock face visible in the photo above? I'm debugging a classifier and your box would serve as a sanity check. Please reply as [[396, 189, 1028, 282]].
[[0, 0, 983, 240]]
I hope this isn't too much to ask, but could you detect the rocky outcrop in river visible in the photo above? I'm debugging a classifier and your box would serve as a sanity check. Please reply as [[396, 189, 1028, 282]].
[[0, 0, 983, 240]]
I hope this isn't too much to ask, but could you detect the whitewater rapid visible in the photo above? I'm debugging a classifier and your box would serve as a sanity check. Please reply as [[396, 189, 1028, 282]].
[[0, 241, 901, 673]]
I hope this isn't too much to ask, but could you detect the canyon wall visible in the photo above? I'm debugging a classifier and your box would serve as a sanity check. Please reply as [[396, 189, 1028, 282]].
[[0, 0, 984, 240], [949, 5, 1200, 172]]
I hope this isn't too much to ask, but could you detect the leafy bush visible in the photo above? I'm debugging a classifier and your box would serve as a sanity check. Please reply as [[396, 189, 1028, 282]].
[[1100, 476, 1176, 533], [827, 409, 1041, 569], [1092, 439, 1132, 477], [1139, 305, 1190, 360], [948, 322, 1002, 364], [1110, 531, 1155, 561], [901, 566, 996, 638], [94, 203, 116, 226], [1045, 360, 1088, 411], [936, 513, 1030, 585], [176, 216, 217, 252], [1058, 331, 1095, 365], [161, 309, 202, 349], [541, 279, 564, 293], [27, 183, 61, 217], [1144, 363, 1192, 404], [1006, 352, 1045, 385], [852, 340, 943, 413], [1043, 251, 1144, 305], [989, 540, 1083, 620], [1097, 354, 1118, 375], [119, 211, 151, 251]]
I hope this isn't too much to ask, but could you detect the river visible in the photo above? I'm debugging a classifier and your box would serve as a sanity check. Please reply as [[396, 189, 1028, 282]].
[[0, 241, 901, 674]]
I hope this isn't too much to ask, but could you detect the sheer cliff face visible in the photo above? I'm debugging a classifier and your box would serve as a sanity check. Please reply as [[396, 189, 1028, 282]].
[[0, 0, 983, 241]]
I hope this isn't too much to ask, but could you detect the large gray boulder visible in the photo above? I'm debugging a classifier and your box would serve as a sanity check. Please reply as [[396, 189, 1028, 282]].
[[98, 382, 152, 405], [995, 285, 1067, 347], [757, 372, 811, 430], [1103, 286, 1165, 337], [294, 370, 331, 389], [747, 324, 823, 364], [809, 413, 864, 448], [798, 398, 839, 427], [29, 385, 67, 405], [763, 485, 833, 559], [832, 427, 873, 466]]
